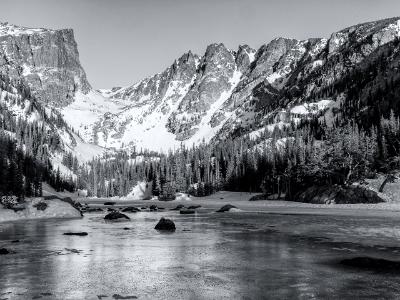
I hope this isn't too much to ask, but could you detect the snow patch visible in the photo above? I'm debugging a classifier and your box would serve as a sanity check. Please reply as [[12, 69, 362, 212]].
[[0, 198, 81, 223]]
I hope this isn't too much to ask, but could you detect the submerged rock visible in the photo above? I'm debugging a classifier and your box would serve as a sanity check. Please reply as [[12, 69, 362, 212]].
[[104, 211, 130, 221], [0, 248, 10, 255], [216, 204, 237, 212], [112, 294, 138, 299], [340, 256, 400, 272], [171, 204, 185, 211], [180, 209, 195, 215], [294, 185, 384, 204], [121, 207, 140, 213], [154, 217, 176, 231], [84, 207, 103, 213], [187, 205, 201, 209], [63, 232, 88, 236]]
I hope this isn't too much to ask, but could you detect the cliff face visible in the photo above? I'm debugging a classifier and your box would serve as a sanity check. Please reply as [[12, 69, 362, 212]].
[[0, 22, 90, 106]]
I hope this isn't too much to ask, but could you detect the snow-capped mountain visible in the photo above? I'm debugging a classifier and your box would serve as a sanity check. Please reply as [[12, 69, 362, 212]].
[[1, 17, 400, 154]]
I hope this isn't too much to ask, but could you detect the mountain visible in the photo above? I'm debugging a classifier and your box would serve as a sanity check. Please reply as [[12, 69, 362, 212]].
[[66, 17, 400, 151], [1, 17, 400, 155], [1, 17, 400, 198]]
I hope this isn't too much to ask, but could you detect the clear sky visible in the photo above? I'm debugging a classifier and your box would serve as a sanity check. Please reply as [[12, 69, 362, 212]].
[[1, 0, 399, 89]]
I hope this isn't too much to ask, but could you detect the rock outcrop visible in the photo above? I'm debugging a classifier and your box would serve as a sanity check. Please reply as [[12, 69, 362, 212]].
[[294, 185, 384, 204], [0, 22, 90, 106]]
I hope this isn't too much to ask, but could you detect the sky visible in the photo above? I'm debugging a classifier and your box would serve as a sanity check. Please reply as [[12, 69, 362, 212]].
[[0, 0, 399, 89]]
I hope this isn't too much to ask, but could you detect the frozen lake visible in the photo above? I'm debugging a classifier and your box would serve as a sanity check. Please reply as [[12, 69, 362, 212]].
[[0, 210, 400, 299]]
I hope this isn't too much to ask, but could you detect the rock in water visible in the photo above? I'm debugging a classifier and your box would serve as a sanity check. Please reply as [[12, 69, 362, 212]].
[[0, 248, 10, 255], [180, 209, 195, 215], [341, 257, 400, 272], [216, 204, 237, 212], [112, 294, 138, 299], [154, 217, 176, 231], [104, 202, 116, 206], [170, 204, 185, 211], [85, 207, 103, 213], [63, 232, 88, 236], [104, 211, 130, 221], [149, 205, 158, 211], [121, 207, 140, 213], [187, 205, 201, 209]]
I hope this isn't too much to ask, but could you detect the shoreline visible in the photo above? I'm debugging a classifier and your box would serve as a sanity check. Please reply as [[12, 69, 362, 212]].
[[77, 191, 400, 219]]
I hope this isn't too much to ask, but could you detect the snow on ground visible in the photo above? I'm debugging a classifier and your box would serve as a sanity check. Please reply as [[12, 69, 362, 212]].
[[68, 132, 105, 163], [50, 154, 77, 179], [0, 198, 81, 223], [121, 181, 152, 200], [248, 122, 287, 140], [175, 193, 191, 201], [290, 99, 333, 115], [42, 182, 79, 199], [362, 172, 400, 203]]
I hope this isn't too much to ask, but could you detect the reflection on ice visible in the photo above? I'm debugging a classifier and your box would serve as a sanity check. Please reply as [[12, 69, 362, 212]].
[[0, 211, 400, 299]]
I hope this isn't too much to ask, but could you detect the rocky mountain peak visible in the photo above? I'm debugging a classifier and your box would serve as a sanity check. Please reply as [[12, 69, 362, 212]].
[[236, 44, 256, 73], [0, 22, 90, 106], [328, 17, 400, 54]]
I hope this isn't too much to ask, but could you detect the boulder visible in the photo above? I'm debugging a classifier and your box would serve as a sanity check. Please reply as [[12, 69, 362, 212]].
[[154, 217, 176, 231], [216, 204, 237, 212], [63, 232, 88, 236], [149, 205, 158, 211], [121, 207, 140, 213], [294, 185, 384, 204], [104, 211, 130, 221], [180, 209, 195, 214]]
